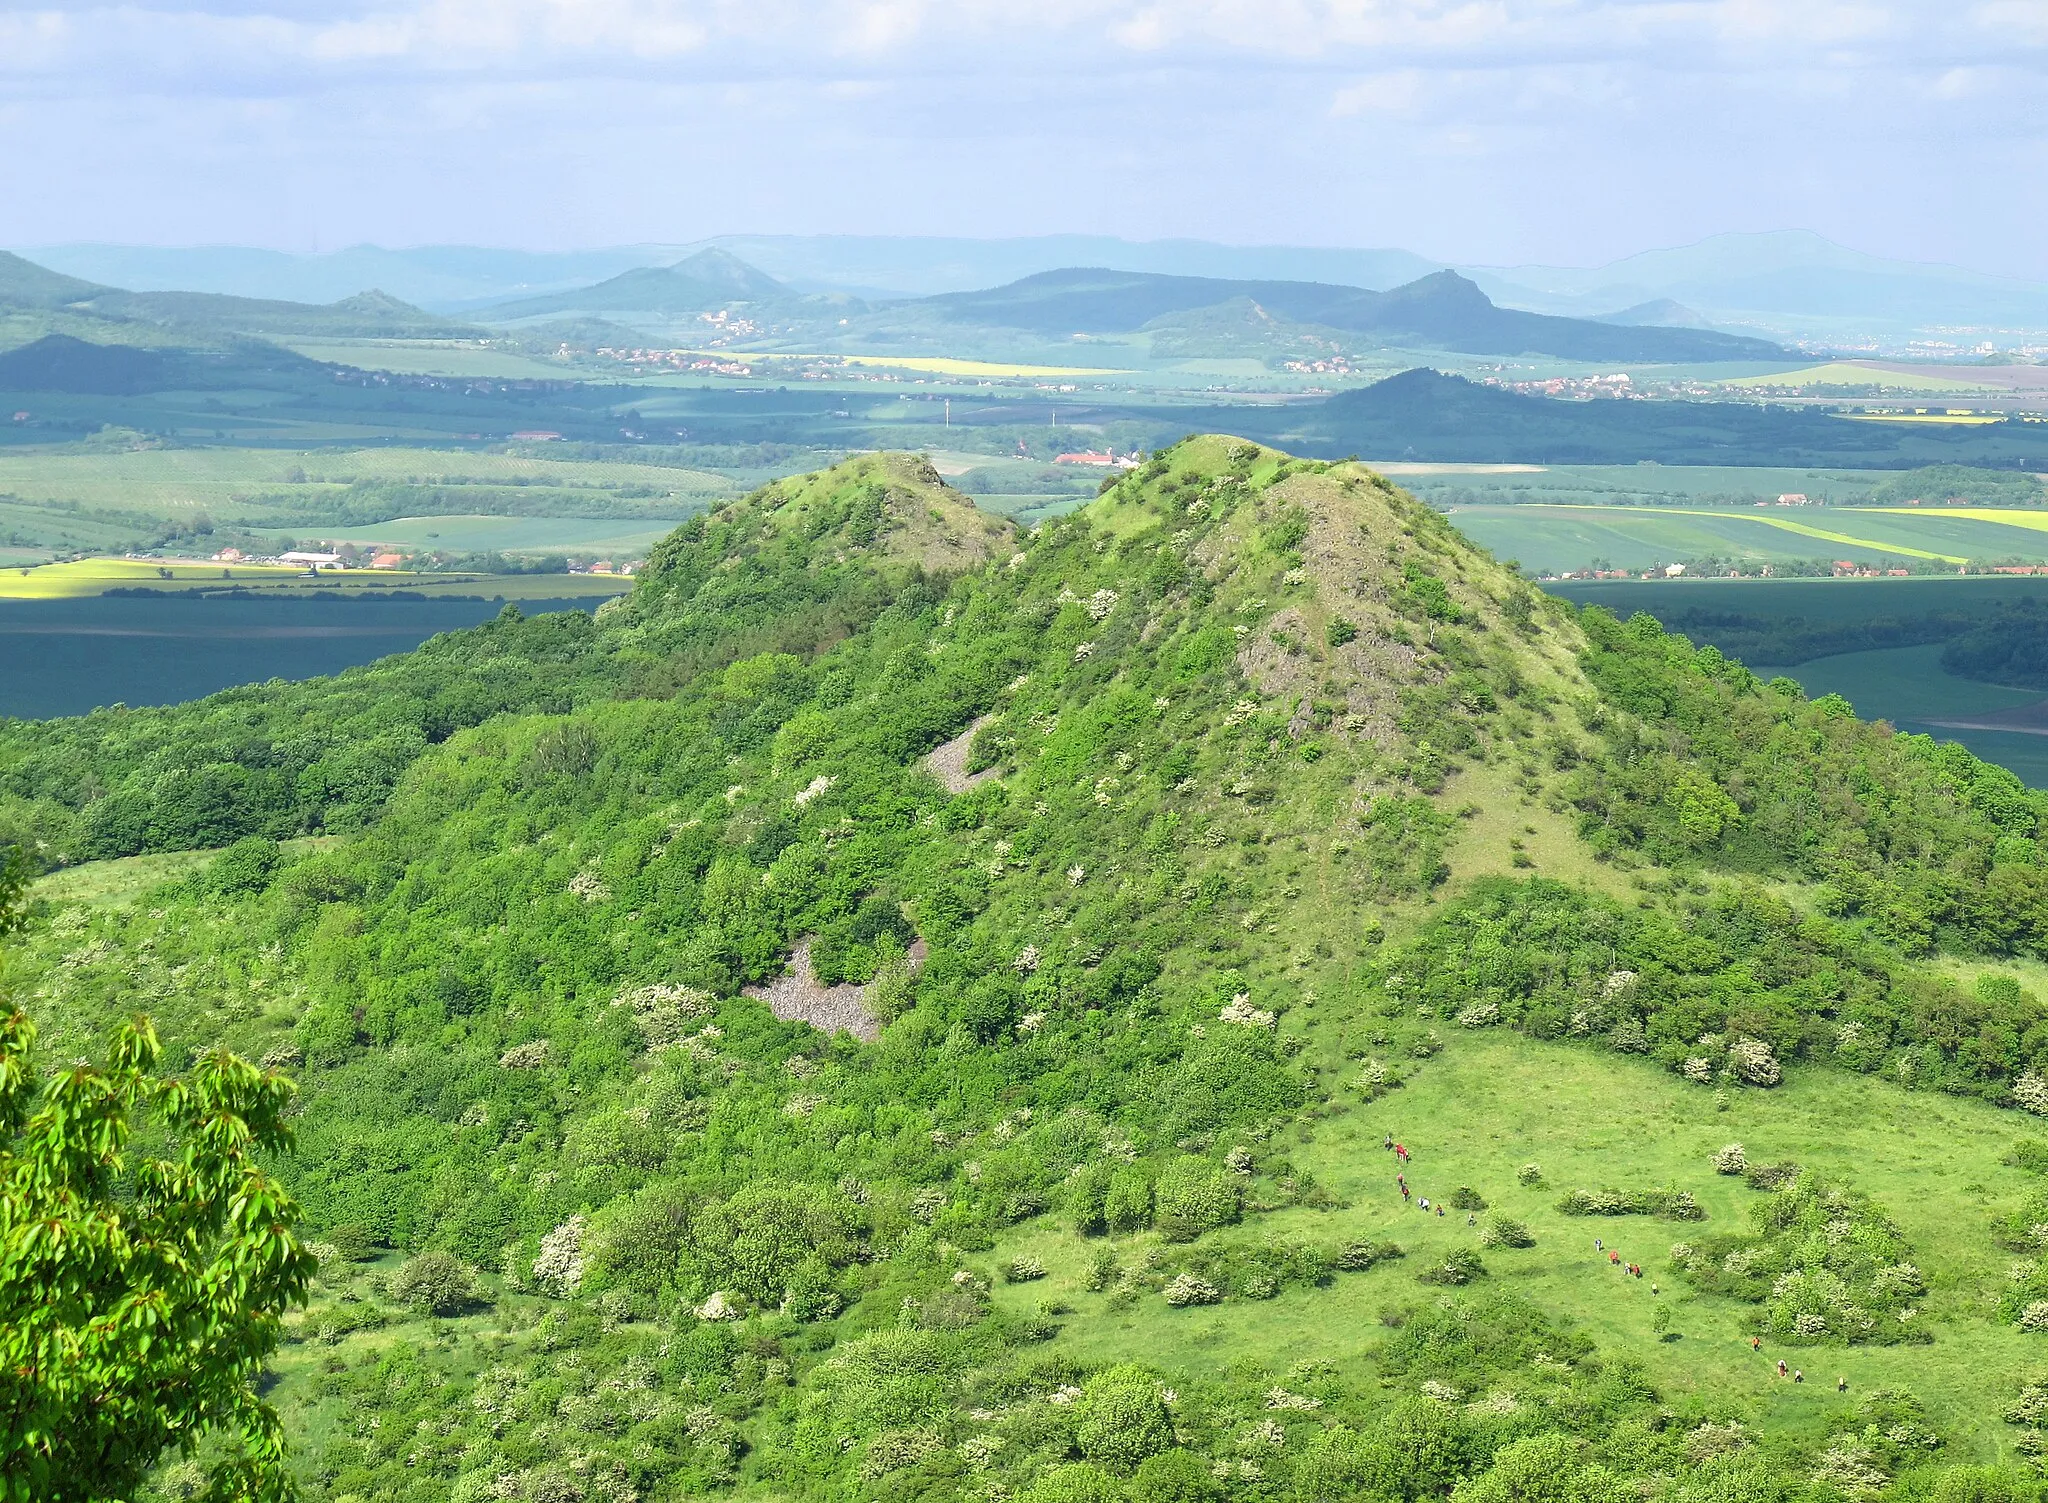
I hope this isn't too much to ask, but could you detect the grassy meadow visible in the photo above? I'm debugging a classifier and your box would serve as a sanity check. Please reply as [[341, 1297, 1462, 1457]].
[[989, 1028, 2048, 1460]]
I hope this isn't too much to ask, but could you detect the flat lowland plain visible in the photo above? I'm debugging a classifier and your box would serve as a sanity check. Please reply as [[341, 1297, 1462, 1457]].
[[0, 556, 630, 600], [990, 1027, 2048, 1461], [1721, 363, 1996, 393], [0, 444, 734, 519], [248, 513, 691, 556], [275, 339, 589, 380]]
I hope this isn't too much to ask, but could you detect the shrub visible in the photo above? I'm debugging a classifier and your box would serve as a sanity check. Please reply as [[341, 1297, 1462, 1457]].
[[1417, 1249, 1486, 1286], [1072, 1364, 1174, 1471], [1517, 1164, 1544, 1187], [1556, 1188, 1703, 1220], [1335, 1240, 1403, 1271], [1714, 1143, 1748, 1175], [1163, 1273, 1223, 1306], [1477, 1216, 1534, 1249], [391, 1251, 477, 1316], [1449, 1186, 1486, 1211], [1085, 1247, 1122, 1292], [1326, 618, 1360, 648], [1005, 1256, 1048, 1284], [1745, 1160, 1802, 1191], [1104, 1166, 1155, 1234], [1152, 1159, 1240, 1242], [1727, 1037, 1782, 1087]]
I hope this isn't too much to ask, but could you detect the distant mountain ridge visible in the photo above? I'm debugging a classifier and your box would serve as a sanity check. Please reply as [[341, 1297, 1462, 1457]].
[[912, 266, 1785, 361], [0, 250, 485, 349], [22, 231, 2044, 336], [1258, 367, 2048, 467]]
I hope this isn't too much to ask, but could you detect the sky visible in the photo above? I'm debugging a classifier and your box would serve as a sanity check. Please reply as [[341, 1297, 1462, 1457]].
[[1, 0, 2044, 278]]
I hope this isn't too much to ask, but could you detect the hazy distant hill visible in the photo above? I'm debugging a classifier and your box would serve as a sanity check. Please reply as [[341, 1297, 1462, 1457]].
[[1594, 298, 1712, 328], [482, 249, 843, 320], [0, 250, 485, 348], [74, 286, 481, 340], [0, 332, 333, 394], [0, 333, 169, 393], [0, 250, 111, 310], [1261, 366, 2048, 466], [915, 266, 1785, 361], [1476, 230, 2048, 333]]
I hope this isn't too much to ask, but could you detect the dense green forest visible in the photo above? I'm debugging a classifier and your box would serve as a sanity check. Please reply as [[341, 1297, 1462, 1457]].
[[15, 441, 2048, 1502]]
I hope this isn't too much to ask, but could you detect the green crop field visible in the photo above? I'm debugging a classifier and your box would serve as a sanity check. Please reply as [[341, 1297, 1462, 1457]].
[[0, 444, 734, 517], [276, 339, 587, 380], [1449, 503, 2048, 574], [254, 513, 690, 555], [1548, 573, 2048, 623]]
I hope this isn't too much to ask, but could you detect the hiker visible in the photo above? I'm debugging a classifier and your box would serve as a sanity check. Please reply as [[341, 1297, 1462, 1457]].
[[1838, 1376, 1848, 1393], [1751, 1337, 1761, 1352], [1651, 1284, 1658, 1294], [1595, 1237, 1603, 1251], [1468, 1213, 1476, 1226], [1609, 1252, 1621, 1265], [1777, 1360, 1787, 1378], [1436, 1204, 1445, 1217], [1384, 1133, 1394, 1151], [1419, 1196, 1430, 1211], [1794, 1370, 1804, 1384], [1395, 1143, 1409, 1163], [1401, 1183, 1411, 1200]]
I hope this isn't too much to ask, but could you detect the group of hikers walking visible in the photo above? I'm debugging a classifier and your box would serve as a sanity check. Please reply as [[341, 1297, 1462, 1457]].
[[1385, 1136, 1452, 1216]]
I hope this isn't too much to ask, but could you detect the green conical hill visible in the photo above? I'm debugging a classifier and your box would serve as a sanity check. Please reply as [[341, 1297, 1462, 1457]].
[[12, 439, 2048, 1499]]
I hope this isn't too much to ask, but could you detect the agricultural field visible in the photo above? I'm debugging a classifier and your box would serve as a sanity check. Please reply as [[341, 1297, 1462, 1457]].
[[0, 554, 629, 600], [275, 339, 586, 379], [250, 513, 691, 557], [1720, 363, 1993, 393], [1449, 503, 2048, 575], [0, 443, 734, 516]]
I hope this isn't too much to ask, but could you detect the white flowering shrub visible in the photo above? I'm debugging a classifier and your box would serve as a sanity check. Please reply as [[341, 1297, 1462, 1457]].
[[1218, 994, 1276, 1028], [1728, 1036, 1782, 1087], [1163, 1273, 1222, 1306], [533, 1215, 588, 1296], [1086, 588, 1119, 621], [2021, 1301, 2048, 1333], [612, 982, 712, 1050], [1456, 1001, 1500, 1029], [568, 868, 612, 904], [1812, 1441, 1888, 1500], [1714, 1143, 1747, 1175], [2016, 1072, 2048, 1116], [498, 1040, 551, 1070], [1681, 1057, 1714, 1084]]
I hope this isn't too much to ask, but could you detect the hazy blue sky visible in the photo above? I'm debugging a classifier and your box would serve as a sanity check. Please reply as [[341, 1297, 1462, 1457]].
[[2, 0, 2043, 277]]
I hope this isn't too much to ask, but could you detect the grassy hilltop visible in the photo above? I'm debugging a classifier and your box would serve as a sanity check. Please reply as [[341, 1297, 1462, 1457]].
[[15, 441, 2048, 1502]]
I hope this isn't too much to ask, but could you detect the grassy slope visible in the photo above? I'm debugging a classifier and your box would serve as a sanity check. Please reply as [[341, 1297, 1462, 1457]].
[[994, 1029, 2042, 1460]]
